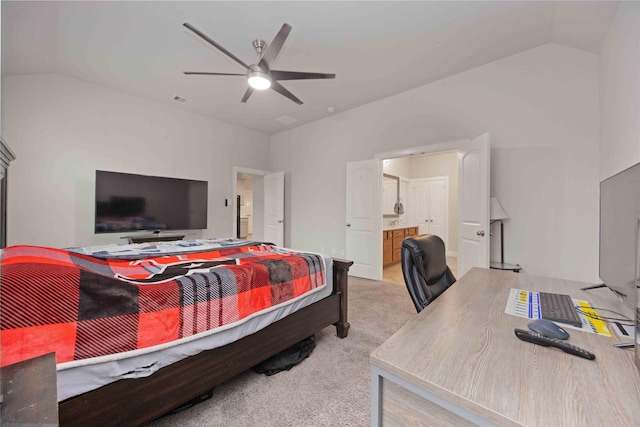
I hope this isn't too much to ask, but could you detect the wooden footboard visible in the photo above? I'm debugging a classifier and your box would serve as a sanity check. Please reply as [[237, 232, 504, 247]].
[[58, 258, 353, 427]]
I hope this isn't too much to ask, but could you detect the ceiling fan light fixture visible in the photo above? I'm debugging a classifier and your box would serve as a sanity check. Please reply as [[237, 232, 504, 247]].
[[248, 71, 271, 90]]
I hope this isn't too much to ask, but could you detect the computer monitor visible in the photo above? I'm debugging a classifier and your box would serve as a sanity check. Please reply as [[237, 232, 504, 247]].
[[598, 161, 640, 368]]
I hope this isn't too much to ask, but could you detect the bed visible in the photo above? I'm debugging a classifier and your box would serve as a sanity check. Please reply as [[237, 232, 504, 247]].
[[0, 239, 352, 426]]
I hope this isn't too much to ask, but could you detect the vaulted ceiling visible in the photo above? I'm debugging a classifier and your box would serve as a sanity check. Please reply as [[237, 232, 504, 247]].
[[2, 1, 618, 134]]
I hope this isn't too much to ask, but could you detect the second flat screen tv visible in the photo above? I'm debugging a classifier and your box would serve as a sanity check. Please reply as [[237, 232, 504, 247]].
[[95, 170, 208, 233]]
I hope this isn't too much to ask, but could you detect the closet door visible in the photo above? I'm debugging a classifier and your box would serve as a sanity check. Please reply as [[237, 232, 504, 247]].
[[428, 178, 447, 242], [415, 180, 430, 234], [414, 177, 448, 246]]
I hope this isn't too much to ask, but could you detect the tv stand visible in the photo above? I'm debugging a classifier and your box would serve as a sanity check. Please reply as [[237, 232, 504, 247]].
[[580, 283, 627, 297], [121, 233, 185, 244]]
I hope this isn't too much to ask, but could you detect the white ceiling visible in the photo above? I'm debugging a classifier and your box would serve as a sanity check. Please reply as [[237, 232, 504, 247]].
[[1, 1, 618, 135]]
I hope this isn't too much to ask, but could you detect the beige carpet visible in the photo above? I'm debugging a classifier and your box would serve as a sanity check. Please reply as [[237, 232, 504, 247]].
[[147, 276, 416, 427]]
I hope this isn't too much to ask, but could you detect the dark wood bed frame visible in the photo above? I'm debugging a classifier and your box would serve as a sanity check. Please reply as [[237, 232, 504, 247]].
[[57, 258, 353, 426]]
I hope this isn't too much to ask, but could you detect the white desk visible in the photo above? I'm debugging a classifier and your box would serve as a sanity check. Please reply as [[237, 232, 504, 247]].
[[370, 268, 640, 426]]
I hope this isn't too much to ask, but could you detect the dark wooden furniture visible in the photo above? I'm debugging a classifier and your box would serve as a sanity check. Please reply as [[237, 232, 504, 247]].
[[383, 226, 418, 266], [1, 352, 58, 426], [0, 139, 17, 248], [58, 258, 353, 426], [121, 233, 186, 244]]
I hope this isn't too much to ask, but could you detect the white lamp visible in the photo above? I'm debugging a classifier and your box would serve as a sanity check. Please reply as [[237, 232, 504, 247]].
[[490, 197, 508, 264]]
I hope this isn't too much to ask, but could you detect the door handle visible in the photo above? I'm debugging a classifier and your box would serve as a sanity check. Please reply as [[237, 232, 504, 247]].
[[346, 223, 351, 227], [477, 230, 485, 236]]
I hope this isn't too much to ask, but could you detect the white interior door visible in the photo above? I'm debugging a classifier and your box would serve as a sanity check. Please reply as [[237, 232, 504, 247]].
[[458, 134, 490, 277], [264, 171, 285, 246], [346, 159, 382, 279], [415, 180, 430, 234], [428, 178, 447, 241], [414, 177, 448, 245]]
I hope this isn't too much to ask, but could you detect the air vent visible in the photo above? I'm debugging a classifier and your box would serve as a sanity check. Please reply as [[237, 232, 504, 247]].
[[172, 95, 193, 104], [274, 115, 298, 125]]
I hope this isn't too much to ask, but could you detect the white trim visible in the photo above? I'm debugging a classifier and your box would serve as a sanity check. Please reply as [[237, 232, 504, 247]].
[[0, 138, 17, 176], [375, 138, 469, 160]]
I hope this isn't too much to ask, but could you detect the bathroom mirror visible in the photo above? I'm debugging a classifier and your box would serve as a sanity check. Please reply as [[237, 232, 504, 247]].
[[383, 174, 400, 217]]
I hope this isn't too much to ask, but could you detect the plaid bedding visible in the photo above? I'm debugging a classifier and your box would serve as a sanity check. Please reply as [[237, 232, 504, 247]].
[[0, 243, 326, 367]]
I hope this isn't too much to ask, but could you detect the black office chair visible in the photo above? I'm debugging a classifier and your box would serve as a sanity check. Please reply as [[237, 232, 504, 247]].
[[401, 234, 456, 313]]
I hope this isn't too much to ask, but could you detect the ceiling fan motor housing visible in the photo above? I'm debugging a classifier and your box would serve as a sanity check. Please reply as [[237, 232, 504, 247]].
[[252, 39, 267, 61]]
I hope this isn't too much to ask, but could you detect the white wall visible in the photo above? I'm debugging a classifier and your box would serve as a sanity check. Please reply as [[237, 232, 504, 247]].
[[270, 43, 600, 283], [599, 2, 640, 181], [2, 74, 270, 248]]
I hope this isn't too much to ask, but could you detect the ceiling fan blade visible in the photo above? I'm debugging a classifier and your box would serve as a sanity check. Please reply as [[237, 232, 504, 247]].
[[258, 23, 292, 72], [184, 72, 245, 76], [270, 81, 303, 105], [241, 87, 254, 103], [270, 70, 336, 81], [184, 22, 250, 70]]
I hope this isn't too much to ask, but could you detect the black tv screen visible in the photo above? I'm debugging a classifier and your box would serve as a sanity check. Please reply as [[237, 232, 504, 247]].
[[599, 161, 640, 314], [95, 170, 208, 233]]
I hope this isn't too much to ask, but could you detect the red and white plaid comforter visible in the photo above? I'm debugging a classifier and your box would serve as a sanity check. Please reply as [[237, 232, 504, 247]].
[[0, 243, 326, 367]]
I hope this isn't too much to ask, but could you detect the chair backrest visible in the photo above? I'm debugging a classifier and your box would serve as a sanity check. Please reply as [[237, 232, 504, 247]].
[[401, 234, 456, 313]]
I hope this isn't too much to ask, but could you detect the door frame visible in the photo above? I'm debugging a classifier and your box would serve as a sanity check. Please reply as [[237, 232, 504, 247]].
[[231, 166, 272, 240], [375, 138, 478, 278]]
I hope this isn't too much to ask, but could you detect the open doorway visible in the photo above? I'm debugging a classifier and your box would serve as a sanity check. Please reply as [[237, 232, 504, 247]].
[[236, 173, 254, 239], [232, 167, 286, 246], [345, 134, 489, 281], [232, 167, 267, 242], [381, 151, 459, 286]]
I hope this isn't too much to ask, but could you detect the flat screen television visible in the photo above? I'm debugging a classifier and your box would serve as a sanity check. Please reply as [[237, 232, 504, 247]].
[[95, 170, 208, 233], [599, 161, 640, 364]]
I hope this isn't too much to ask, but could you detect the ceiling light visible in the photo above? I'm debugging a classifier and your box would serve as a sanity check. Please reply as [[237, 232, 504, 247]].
[[248, 70, 271, 90]]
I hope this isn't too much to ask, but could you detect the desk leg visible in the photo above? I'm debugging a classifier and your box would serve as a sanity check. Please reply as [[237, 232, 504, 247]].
[[371, 364, 495, 427], [371, 366, 383, 427]]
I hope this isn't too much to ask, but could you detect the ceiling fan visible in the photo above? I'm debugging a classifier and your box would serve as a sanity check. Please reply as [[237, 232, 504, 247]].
[[183, 22, 336, 105]]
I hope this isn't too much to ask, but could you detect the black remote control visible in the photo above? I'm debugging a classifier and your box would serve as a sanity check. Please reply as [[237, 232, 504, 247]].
[[514, 328, 596, 360]]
